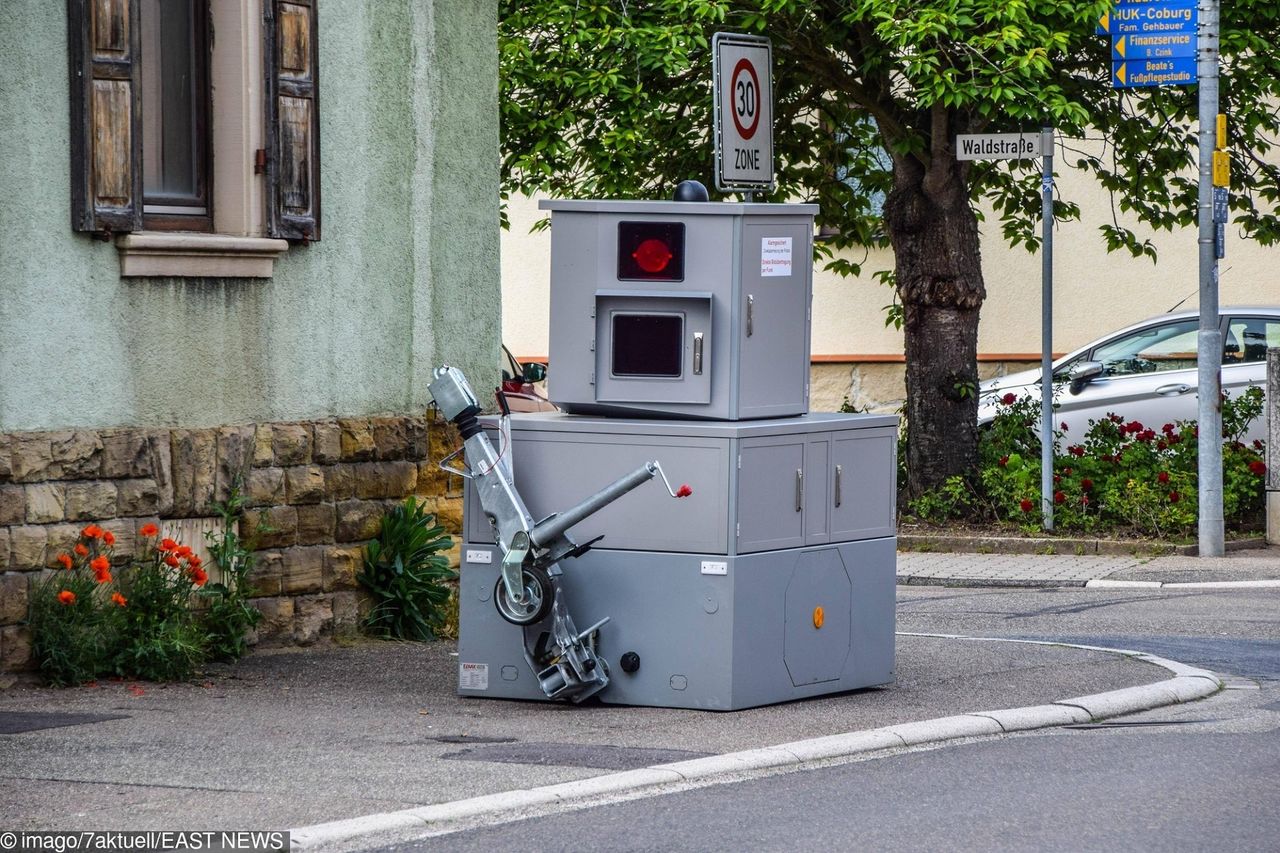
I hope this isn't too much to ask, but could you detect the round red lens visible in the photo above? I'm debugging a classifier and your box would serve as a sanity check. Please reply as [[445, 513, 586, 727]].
[[632, 238, 673, 274]]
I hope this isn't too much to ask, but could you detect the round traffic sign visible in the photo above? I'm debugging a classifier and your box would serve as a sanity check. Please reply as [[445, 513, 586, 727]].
[[730, 57, 761, 140]]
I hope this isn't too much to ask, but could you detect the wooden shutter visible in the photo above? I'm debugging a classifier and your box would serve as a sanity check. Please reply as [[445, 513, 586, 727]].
[[265, 0, 322, 241], [68, 0, 143, 233]]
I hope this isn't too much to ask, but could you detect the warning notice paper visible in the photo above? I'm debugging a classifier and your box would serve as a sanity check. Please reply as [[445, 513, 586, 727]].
[[761, 236, 793, 276]]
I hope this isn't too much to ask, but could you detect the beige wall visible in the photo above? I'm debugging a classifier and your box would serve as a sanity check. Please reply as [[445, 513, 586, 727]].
[[502, 153, 1279, 408]]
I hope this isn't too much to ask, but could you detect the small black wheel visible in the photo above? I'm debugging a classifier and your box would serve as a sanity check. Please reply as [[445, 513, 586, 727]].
[[494, 565, 553, 626]]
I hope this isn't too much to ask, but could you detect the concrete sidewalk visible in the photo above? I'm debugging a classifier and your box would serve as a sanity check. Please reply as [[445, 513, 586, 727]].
[[898, 544, 1280, 588]]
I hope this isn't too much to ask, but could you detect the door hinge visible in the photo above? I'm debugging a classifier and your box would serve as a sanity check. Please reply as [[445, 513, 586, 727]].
[[254, 149, 268, 175]]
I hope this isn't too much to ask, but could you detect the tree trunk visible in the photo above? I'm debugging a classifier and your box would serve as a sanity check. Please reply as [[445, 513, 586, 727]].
[[884, 154, 985, 499]]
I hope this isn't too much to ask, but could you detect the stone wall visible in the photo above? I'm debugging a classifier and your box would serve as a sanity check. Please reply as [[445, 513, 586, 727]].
[[0, 413, 463, 673]]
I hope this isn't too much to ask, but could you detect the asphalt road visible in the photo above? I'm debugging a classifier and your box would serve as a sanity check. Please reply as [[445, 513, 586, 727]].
[[369, 586, 1280, 853]]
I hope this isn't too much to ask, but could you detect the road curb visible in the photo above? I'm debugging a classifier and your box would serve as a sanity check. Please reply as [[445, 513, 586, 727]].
[[1085, 578, 1280, 589], [288, 636, 1224, 850]]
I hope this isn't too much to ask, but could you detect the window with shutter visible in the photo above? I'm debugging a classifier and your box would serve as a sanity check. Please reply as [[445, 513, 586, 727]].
[[69, 0, 319, 274]]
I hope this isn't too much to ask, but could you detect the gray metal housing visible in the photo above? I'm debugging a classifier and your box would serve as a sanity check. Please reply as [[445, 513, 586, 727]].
[[541, 199, 818, 420]]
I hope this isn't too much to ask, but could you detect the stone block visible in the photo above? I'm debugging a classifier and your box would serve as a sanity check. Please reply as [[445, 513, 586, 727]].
[[313, 421, 342, 464], [331, 591, 361, 636], [354, 462, 417, 500], [0, 573, 29, 624], [0, 486, 24, 526], [246, 467, 286, 507], [272, 423, 312, 466], [431, 496, 464, 537], [215, 425, 256, 502], [242, 506, 297, 550], [146, 431, 175, 515], [0, 435, 10, 481], [99, 429, 153, 478], [324, 464, 357, 501], [0, 528, 8, 569], [116, 478, 160, 516], [10, 434, 57, 482], [281, 545, 325, 594], [293, 595, 333, 645], [296, 503, 336, 545], [9, 526, 47, 571], [339, 418, 377, 461], [64, 481, 117, 521], [24, 483, 65, 524], [100, 519, 137, 562], [335, 499, 387, 542], [171, 429, 217, 517], [44, 524, 82, 565], [51, 431, 103, 478], [253, 424, 274, 467], [406, 415, 430, 460], [249, 596, 294, 641], [245, 550, 283, 597], [370, 417, 409, 461], [285, 466, 326, 505], [0, 625, 32, 672], [324, 545, 363, 591]]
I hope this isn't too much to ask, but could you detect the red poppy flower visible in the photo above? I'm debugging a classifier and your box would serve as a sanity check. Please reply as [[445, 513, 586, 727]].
[[1157, 440, 1167, 451], [188, 554, 202, 567], [1157, 471, 1170, 484], [139, 523, 159, 538], [1019, 499, 1034, 513], [175, 545, 193, 558], [1068, 445, 1085, 457], [90, 555, 109, 573], [159, 538, 178, 552], [190, 566, 209, 587], [103, 531, 116, 546], [1169, 491, 1181, 503], [57, 553, 73, 570], [82, 524, 103, 539], [58, 589, 76, 606], [1137, 429, 1156, 442], [92, 566, 112, 584], [1161, 423, 1176, 435], [1001, 392, 1017, 406], [74, 543, 89, 557], [998, 456, 1009, 467], [1053, 491, 1066, 504], [1250, 460, 1267, 477], [1081, 478, 1093, 491], [1053, 474, 1061, 485], [164, 555, 181, 568], [111, 592, 127, 607]]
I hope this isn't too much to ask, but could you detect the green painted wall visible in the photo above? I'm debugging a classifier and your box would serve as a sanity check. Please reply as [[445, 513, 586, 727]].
[[0, 0, 500, 433]]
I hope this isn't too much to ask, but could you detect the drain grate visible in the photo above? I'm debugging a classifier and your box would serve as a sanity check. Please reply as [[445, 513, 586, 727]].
[[0, 711, 130, 734], [441, 741, 710, 770]]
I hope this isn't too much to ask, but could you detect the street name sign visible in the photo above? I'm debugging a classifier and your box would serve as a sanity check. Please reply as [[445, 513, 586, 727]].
[[1112, 57, 1197, 87], [712, 32, 774, 192], [1111, 32, 1195, 60], [954, 133, 1042, 161]]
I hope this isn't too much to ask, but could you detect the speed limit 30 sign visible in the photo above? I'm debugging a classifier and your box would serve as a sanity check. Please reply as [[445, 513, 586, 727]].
[[713, 32, 774, 192]]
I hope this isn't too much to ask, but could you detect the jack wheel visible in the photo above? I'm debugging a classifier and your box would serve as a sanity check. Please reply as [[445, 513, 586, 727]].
[[494, 565, 553, 626]]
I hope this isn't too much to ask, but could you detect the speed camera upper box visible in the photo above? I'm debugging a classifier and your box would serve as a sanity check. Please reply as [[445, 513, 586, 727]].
[[540, 199, 817, 420]]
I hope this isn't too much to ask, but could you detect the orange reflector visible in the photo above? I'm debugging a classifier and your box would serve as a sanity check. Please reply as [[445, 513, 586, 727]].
[[812, 606, 825, 629]]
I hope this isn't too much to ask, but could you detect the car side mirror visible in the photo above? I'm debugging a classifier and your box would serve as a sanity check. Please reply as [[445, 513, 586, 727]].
[[1068, 360, 1103, 395], [522, 362, 547, 384]]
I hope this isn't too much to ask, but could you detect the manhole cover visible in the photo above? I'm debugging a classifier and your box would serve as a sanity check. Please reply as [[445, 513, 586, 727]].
[[0, 711, 130, 734], [442, 742, 709, 770]]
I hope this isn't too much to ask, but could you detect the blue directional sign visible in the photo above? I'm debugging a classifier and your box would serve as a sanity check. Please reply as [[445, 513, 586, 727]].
[[1111, 32, 1196, 61], [1097, 0, 1198, 36], [1112, 57, 1196, 88]]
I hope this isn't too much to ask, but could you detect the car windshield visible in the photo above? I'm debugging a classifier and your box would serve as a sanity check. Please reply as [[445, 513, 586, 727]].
[[1091, 319, 1199, 378]]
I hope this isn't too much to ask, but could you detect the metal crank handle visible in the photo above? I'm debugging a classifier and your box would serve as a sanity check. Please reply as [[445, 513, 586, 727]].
[[650, 460, 694, 499]]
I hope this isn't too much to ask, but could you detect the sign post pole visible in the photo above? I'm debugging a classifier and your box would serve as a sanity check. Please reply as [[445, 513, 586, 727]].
[[1040, 127, 1055, 531], [1196, 0, 1224, 557]]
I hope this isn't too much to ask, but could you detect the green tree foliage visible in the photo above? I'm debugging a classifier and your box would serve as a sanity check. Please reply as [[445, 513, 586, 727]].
[[500, 0, 1280, 495]]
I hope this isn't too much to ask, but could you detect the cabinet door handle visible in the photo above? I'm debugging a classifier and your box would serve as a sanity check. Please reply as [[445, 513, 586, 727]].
[[795, 468, 803, 512], [834, 464, 842, 507], [693, 332, 704, 375], [747, 294, 754, 337]]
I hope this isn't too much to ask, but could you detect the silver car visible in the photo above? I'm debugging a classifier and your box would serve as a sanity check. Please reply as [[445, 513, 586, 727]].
[[978, 306, 1278, 444]]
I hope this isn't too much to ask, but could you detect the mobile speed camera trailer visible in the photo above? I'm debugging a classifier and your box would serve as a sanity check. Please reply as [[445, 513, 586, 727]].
[[430, 192, 898, 711]]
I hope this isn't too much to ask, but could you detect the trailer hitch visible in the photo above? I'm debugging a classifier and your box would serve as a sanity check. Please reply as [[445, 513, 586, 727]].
[[429, 366, 689, 703]]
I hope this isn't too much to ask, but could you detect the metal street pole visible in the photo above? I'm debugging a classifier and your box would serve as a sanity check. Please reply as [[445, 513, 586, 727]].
[[1197, 0, 1224, 556], [1040, 127, 1055, 531]]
